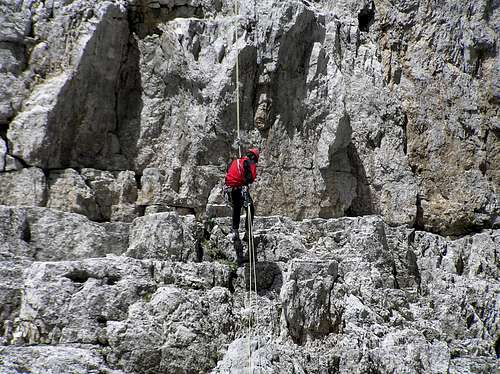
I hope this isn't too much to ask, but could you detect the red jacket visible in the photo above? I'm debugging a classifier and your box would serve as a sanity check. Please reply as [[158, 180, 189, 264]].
[[225, 157, 257, 188]]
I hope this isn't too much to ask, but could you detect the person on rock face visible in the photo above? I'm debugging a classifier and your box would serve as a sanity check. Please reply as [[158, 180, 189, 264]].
[[224, 148, 259, 263]]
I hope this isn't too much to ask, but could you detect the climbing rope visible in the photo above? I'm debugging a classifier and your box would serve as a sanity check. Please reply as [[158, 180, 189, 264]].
[[247, 204, 260, 371], [234, 1, 251, 369], [233, 1, 261, 372], [234, 0, 241, 158]]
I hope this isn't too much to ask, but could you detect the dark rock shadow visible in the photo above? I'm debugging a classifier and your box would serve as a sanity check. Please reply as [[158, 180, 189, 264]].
[[244, 261, 283, 296], [345, 142, 374, 216], [116, 35, 143, 172]]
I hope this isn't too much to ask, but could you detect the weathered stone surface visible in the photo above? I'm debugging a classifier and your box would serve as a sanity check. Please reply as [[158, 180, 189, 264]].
[[107, 285, 235, 374], [137, 166, 223, 216], [0, 138, 6, 171], [47, 168, 100, 221], [0, 167, 47, 207], [10, 256, 235, 373], [2, 213, 498, 373], [373, 0, 499, 234], [12, 257, 155, 346], [0, 346, 126, 374], [26, 207, 128, 261], [46, 168, 142, 222], [126, 212, 202, 261], [0, 1, 31, 124], [0, 258, 31, 344], [1, 0, 499, 373], [6, 0, 130, 170], [0, 206, 129, 262], [2, 0, 497, 234], [80, 168, 117, 219], [281, 259, 339, 344]]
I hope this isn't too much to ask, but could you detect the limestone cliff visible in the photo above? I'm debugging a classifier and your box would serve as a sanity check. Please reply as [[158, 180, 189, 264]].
[[0, 0, 498, 373]]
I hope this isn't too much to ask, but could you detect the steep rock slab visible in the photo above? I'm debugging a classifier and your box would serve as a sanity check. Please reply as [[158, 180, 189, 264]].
[[216, 217, 499, 373], [7, 0, 130, 170], [123, 0, 497, 235], [124, 1, 364, 220], [373, 0, 499, 234], [107, 285, 235, 374], [0, 1, 31, 124]]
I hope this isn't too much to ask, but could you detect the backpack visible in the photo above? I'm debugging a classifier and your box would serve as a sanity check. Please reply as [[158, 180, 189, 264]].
[[225, 157, 256, 188]]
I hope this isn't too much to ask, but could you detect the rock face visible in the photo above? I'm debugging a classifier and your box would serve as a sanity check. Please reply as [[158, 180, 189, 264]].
[[1, 213, 498, 373], [1, 0, 497, 234], [0, 0, 498, 373]]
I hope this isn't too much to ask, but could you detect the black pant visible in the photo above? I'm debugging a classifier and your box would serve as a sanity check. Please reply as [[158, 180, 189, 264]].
[[231, 188, 255, 233]]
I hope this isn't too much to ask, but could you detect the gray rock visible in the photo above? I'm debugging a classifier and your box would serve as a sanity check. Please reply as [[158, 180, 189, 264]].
[[0, 0, 499, 373], [0, 206, 129, 262], [80, 168, 117, 220], [47, 169, 99, 221], [0, 167, 47, 207], [12, 256, 155, 346], [0, 2, 31, 44], [107, 284, 236, 374], [80, 168, 141, 222], [25, 207, 128, 261], [0, 346, 126, 374], [0, 206, 32, 259], [10, 255, 235, 374], [281, 259, 339, 344], [7, 1, 130, 170], [0, 138, 6, 171], [0, 258, 31, 343], [126, 212, 202, 261], [2, 212, 498, 373]]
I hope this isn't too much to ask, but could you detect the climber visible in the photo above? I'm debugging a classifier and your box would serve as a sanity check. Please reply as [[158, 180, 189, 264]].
[[224, 148, 259, 262]]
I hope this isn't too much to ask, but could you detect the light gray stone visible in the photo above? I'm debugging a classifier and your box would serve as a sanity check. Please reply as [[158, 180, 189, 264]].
[[25, 207, 128, 261], [12, 256, 155, 346], [0, 2, 31, 43], [0, 206, 129, 262], [7, 1, 130, 170], [0, 0, 499, 373], [0, 138, 6, 171], [0, 167, 47, 206], [126, 212, 202, 261], [47, 168, 99, 221], [281, 259, 339, 344], [0, 346, 126, 374], [81, 168, 141, 222]]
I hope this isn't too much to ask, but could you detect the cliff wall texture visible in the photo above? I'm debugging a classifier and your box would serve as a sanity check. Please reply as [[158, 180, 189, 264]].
[[0, 0, 498, 373]]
